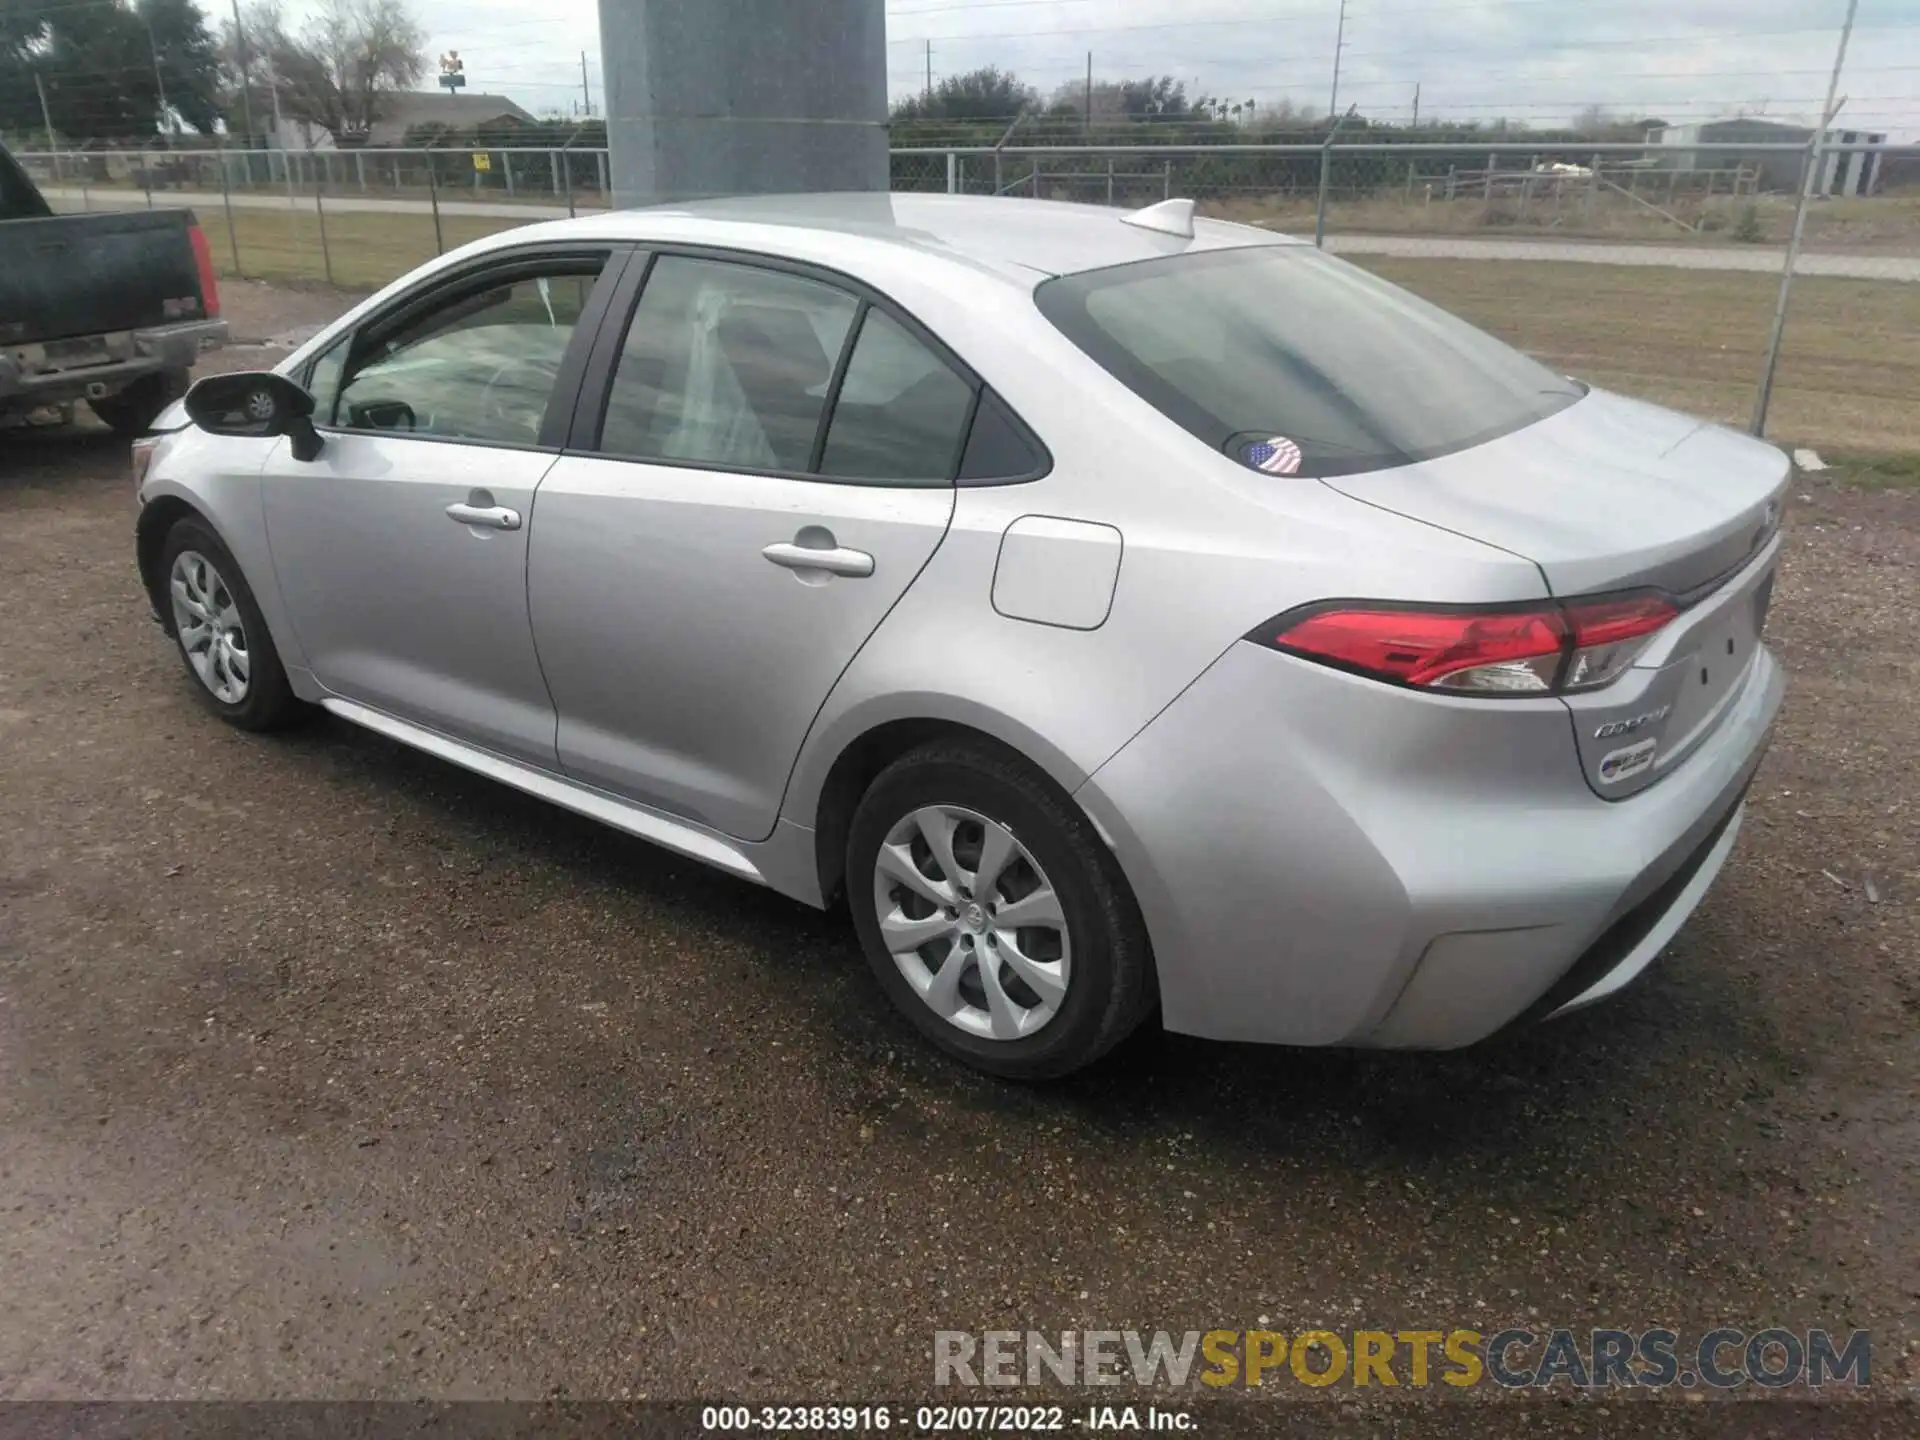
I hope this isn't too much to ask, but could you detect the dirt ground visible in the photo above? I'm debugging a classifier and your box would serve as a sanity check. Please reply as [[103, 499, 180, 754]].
[[0, 283, 1916, 1428]]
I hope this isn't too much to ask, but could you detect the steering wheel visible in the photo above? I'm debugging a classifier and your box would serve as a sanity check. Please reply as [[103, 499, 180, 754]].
[[478, 359, 556, 439]]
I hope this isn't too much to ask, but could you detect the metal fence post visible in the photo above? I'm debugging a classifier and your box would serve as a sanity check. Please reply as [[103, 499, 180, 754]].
[[1586, 153, 1602, 223], [597, 149, 609, 203], [1753, 0, 1858, 436], [1315, 146, 1332, 246], [504, 151, 516, 197], [1106, 156, 1114, 206], [427, 140, 445, 256], [1483, 152, 1496, 203], [1164, 159, 1171, 201], [562, 135, 577, 219], [219, 138, 241, 276], [312, 157, 334, 286], [945, 151, 956, 194]]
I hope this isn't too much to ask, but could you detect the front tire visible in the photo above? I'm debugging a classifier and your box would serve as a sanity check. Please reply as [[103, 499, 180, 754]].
[[846, 739, 1156, 1080], [160, 518, 306, 732]]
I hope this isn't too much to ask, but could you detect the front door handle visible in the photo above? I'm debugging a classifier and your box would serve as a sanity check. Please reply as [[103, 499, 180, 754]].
[[762, 540, 874, 578], [446, 502, 522, 531]]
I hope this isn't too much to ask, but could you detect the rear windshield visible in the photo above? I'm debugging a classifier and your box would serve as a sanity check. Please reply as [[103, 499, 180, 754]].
[[1035, 245, 1581, 477]]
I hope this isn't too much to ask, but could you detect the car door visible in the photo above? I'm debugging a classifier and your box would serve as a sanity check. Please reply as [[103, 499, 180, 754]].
[[529, 252, 982, 841], [263, 246, 627, 767]]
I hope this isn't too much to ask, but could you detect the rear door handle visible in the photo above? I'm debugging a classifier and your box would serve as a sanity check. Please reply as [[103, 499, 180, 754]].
[[446, 502, 522, 531], [762, 541, 874, 578]]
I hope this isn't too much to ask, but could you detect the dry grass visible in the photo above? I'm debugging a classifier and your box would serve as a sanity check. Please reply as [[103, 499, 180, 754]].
[[1210, 190, 1920, 251], [197, 206, 543, 290], [1355, 257, 1920, 454]]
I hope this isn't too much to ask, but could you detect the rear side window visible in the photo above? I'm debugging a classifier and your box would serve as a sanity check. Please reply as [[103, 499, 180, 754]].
[[1035, 246, 1581, 477], [601, 257, 858, 472], [819, 309, 975, 483], [958, 390, 1045, 482]]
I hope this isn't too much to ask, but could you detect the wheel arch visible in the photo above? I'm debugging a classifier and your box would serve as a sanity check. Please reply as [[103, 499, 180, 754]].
[[136, 493, 217, 635], [795, 699, 1108, 910]]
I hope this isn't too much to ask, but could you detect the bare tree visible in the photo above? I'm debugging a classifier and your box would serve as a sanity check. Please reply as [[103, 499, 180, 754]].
[[237, 0, 425, 146]]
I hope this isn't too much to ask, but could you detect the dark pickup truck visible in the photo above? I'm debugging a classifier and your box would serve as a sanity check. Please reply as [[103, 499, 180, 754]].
[[1, 140, 226, 436]]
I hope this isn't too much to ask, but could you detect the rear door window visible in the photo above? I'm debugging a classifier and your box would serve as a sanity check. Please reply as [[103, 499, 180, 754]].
[[600, 257, 859, 472], [818, 308, 975, 483], [1035, 246, 1582, 477]]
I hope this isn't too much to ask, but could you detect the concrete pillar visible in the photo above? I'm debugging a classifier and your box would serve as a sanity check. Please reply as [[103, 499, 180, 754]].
[[597, 0, 888, 207]]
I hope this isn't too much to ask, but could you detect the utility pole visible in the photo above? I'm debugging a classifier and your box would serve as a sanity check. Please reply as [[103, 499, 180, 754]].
[[231, 0, 258, 145], [580, 51, 592, 116], [1753, 0, 1859, 435], [146, 15, 174, 147], [1412, 81, 1420, 128], [1328, 0, 1348, 120], [1084, 52, 1093, 135], [925, 40, 932, 104], [34, 69, 57, 153]]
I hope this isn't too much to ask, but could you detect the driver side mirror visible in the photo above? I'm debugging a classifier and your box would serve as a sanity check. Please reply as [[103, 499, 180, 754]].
[[184, 371, 324, 462]]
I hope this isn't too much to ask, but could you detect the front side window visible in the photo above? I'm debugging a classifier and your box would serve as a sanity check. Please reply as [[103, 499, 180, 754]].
[[601, 257, 859, 472], [1036, 246, 1582, 477], [332, 264, 603, 446]]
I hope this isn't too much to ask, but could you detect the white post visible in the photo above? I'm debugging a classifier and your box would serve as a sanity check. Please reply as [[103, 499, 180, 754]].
[[945, 151, 956, 194]]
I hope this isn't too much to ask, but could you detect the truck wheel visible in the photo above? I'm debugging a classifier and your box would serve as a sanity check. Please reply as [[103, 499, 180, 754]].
[[90, 372, 187, 438]]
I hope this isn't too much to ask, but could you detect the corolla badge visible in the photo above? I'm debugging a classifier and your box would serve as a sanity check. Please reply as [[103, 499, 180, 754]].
[[1594, 705, 1671, 740]]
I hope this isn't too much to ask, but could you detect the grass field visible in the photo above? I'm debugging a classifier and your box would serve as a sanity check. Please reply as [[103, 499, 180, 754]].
[[1362, 258, 1920, 455], [200, 205, 537, 290], [192, 206, 1920, 457]]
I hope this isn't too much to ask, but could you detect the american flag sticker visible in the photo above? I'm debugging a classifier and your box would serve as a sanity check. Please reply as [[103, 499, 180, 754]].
[[1242, 435, 1303, 475]]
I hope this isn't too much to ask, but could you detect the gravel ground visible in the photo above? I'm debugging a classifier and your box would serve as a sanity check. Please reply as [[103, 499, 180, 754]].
[[0, 285, 1915, 1429]]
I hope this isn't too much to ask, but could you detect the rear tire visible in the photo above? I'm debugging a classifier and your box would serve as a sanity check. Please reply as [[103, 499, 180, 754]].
[[846, 739, 1156, 1080], [159, 518, 306, 732], [90, 371, 187, 438]]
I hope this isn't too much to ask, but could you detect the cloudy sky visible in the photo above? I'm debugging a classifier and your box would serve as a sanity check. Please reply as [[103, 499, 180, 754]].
[[292, 0, 1920, 138]]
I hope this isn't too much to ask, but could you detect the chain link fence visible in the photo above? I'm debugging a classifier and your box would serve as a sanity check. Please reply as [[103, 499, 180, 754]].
[[13, 139, 1917, 450]]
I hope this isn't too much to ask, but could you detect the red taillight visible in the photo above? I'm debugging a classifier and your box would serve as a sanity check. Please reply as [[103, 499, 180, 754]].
[[1255, 591, 1677, 696], [1560, 592, 1678, 690], [187, 222, 221, 319]]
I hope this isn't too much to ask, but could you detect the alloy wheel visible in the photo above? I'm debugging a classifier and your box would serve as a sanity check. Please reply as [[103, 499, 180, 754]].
[[169, 550, 251, 705], [871, 805, 1071, 1041]]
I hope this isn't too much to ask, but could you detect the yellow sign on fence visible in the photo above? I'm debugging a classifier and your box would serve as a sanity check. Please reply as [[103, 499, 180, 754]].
[[471, 153, 492, 173]]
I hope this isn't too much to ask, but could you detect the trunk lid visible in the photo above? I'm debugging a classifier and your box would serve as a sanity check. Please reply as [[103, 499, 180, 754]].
[[1318, 388, 1791, 599]]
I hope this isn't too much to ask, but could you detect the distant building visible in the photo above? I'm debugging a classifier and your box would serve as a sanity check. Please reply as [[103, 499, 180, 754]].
[[1650, 116, 1886, 196], [266, 93, 538, 151]]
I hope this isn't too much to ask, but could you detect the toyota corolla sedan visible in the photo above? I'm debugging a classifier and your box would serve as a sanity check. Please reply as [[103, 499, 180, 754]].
[[131, 194, 1785, 1079]]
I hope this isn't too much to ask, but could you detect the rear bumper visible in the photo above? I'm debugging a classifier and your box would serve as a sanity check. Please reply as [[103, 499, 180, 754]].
[[1075, 636, 1783, 1049], [0, 320, 225, 407]]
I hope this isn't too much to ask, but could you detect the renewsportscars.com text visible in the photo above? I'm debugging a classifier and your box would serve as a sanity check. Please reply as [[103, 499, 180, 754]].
[[934, 1327, 1871, 1390]]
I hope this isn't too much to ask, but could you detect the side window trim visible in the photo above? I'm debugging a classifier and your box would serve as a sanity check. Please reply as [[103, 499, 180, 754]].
[[806, 300, 870, 475], [571, 242, 1054, 487], [304, 243, 633, 453]]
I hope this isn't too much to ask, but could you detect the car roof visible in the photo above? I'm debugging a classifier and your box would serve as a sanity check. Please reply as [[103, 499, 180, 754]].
[[524, 192, 1299, 286]]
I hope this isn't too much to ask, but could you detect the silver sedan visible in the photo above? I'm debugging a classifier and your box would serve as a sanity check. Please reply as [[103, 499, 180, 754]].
[[132, 194, 1785, 1078]]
